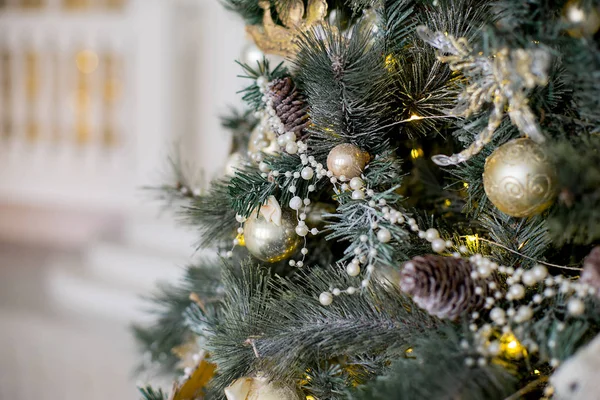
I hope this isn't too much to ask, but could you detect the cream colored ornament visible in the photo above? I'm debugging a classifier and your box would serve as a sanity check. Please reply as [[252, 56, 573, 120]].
[[244, 196, 301, 262], [225, 376, 301, 400], [483, 138, 557, 217], [551, 333, 600, 400], [246, 0, 328, 58], [248, 118, 279, 162], [563, 0, 600, 38], [225, 152, 247, 176], [326, 143, 370, 179]]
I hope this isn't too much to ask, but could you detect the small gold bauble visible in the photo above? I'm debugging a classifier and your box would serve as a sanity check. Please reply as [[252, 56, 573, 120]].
[[326, 143, 370, 179], [244, 209, 301, 262], [248, 118, 279, 162], [563, 0, 600, 38], [225, 376, 301, 400], [483, 138, 557, 218], [224, 152, 246, 176]]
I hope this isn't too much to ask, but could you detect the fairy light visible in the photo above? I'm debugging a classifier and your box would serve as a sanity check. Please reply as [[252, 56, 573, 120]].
[[500, 333, 525, 359], [410, 148, 424, 159], [534, 369, 541, 375], [384, 54, 395, 70], [408, 114, 423, 121], [463, 182, 469, 189], [443, 199, 452, 207]]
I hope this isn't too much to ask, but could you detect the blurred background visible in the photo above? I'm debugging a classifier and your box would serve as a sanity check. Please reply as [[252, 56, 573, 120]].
[[0, 0, 251, 398]]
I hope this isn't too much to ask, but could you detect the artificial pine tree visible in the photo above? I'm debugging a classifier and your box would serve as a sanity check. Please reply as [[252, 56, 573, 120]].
[[136, 0, 600, 399]]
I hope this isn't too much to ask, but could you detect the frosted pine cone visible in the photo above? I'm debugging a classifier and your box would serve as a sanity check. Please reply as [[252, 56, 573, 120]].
[[266, 77, 309, 139], [581, 247, 600, 297], [399, 255, 496, 320]]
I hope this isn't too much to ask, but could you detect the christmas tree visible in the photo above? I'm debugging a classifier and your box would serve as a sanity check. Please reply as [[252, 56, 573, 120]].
[[135, 1, 600, 399]]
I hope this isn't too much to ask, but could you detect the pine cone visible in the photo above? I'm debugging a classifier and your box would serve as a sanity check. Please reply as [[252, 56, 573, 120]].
[[266, 77, 309, 138], [399, 255, 496, 320], [581, 247, 600, 297]]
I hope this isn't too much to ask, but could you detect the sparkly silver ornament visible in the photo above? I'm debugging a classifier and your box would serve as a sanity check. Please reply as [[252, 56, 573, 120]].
[[244, 206, 301, 263]]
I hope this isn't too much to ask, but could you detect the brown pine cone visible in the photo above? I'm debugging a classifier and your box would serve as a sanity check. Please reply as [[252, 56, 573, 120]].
[[266, 77, 310, 138], [399, 255, 496, 320], [581, 247, 600, 297]]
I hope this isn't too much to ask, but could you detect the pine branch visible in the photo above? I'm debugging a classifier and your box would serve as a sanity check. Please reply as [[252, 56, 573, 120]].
[[547, 135, 600, 245], [237, 58, 289, 111], [295, 24, 394, 157], [192, 261, 440, 399], [138, 386, 168, 400], [350, 328, 518, 400], [184, 178, 239, 249], [133, 262, 224, 375]]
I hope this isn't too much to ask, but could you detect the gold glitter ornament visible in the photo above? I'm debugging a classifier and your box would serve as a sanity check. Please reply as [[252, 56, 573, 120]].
[[248, 118, 279, 162], [483, 138, 557, 218], [563, 0, 600, 38], [244, 197, 301, 262], [326, 143, 370, 179]]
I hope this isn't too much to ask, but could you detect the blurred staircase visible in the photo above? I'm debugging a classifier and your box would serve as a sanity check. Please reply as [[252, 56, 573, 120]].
[[45, 213, 198, 324], [0, 211, 200, 400]]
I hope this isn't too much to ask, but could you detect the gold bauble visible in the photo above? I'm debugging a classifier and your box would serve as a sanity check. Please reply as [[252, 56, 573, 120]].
[[483, 138, 557, 218], [563, 0, 600, 38], [225, 376, 301, 400], [326, 143, 370, 179], [248, 118, 279, 162], [244, 209, 301, 262], [224, 152, 246, 176]]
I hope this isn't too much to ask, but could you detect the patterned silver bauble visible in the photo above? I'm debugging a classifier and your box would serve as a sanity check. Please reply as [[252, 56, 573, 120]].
[[483, 138, 557, 218], [244, 208, 301, 263], [326, 143, 370, 179]]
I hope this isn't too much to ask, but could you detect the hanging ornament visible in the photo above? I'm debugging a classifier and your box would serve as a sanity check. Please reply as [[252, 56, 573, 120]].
[[326, 143, 370, 179], [551, 332, 600, 400], [563, 0, 600, 38], [243, 196, 301, 262], [169, 351, 216, 400], [225, 376, 302, 400], [581, 246, 600, 297], [246, 0, 328, 58], [399, 255, 498, 320], [483, 138, 557, 218], [248, 117, 279, 162], [264, 77, 310, 140], [224, 152, 247, 177]]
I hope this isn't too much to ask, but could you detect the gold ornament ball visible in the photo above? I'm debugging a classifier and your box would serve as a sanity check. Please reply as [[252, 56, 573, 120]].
[[483, 138, 557, 218], [225, 376, 301, 400], [326, 143, 370, 179], [563, 0, 600, 38], [224, 152, 246, 176], [243, 209, 301, 262], [248, 118, 279, 162]]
